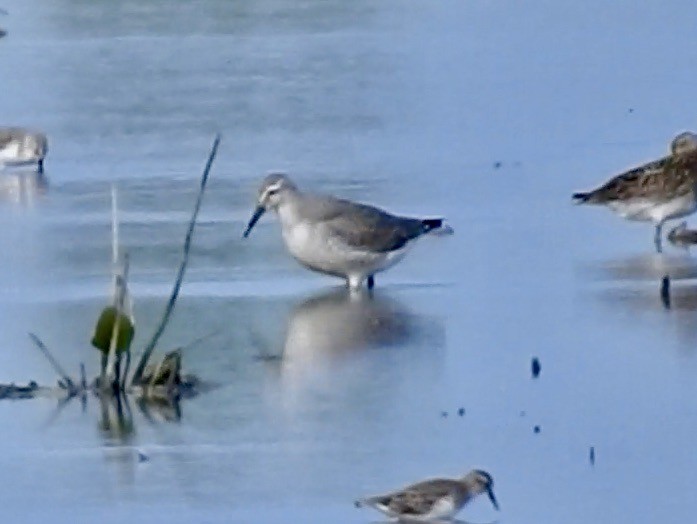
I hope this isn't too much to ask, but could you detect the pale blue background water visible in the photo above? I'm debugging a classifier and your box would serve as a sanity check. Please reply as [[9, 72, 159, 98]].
[[0, 1, 696, 522]]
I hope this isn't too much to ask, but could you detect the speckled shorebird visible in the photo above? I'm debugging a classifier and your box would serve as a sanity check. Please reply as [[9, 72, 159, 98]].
[[0, 127, 48, 173], [243, 173, 452, 290], [573, 131, 697, 252], [354, 469, 499, 522]]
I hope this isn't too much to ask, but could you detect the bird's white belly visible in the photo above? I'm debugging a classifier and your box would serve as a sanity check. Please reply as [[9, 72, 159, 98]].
[[610, 192, 697, 223], [281, 222, 410, 279], [0, 142, 23, 164], [377, 496, 457, 522]]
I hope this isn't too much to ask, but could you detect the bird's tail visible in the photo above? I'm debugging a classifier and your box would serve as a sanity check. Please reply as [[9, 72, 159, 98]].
[[422, 218, 454, 235]]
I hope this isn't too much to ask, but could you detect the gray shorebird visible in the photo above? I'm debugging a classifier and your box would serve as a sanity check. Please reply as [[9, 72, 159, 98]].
[[354, 469, 499, 522], [0, 127, 48, 173], [573, 131, 697, 252], [243, 174, 452, 290]]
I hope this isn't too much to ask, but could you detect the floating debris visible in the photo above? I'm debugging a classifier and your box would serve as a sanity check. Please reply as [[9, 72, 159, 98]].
[[589, 446, 595, 466], [531, 357, 541, 378], [533, 425, 541, 434], [137, 451, 149, 463], [457, 407, 465, 417], [493, 161, 503, 169]]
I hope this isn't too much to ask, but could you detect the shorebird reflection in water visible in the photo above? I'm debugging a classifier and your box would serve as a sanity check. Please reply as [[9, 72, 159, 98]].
[[0, 168, 48, 205], [573, 132, 697, 252], [243, 174, 453, 290], [281, 288, 419, 361], [355, 469, 499, 522], [668, 221, 697, 248]]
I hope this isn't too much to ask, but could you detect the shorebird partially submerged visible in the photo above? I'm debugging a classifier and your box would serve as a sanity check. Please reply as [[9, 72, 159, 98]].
[[573, 131, 697, 252], [354, 469, 499, 521], [0, 127, 48, 173], [243, 174, 453, 290]]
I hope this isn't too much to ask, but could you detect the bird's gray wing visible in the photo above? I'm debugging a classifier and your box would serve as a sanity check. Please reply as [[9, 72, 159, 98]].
[[383, 480, 456, 516], [0, 129, 17, 149], [312, 197, 427, 253]]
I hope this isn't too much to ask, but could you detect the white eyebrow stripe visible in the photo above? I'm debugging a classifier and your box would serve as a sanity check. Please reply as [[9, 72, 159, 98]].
[[261, 182, 283, 199]]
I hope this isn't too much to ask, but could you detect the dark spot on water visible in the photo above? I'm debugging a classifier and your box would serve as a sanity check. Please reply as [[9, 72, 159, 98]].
[[661, 275, 671, 309], [493, 161, 503, 169], [441, 411, 448, 418], [628, 108, 634, 113], [519, 410, 526, 417], [138, 451, 149, 463], [589, 446, 595, 466], [533, 425, 541, 434], [531, 357, 541, 378], [457, 408, 465, 417]]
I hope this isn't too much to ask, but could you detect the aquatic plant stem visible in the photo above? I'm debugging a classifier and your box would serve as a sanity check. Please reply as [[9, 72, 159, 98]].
[[28, 333, 76, 392], [131, 134, 221, 385]]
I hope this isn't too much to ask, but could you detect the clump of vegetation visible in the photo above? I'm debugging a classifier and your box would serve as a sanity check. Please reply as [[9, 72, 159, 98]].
[[16, 135, 220, 406]]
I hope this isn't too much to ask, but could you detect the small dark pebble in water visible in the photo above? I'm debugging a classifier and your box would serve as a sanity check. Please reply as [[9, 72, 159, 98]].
[[661, 275, 671, 309], [457, 408, 465, 417], [138, 451, 149, 463], [531, 357, 541, 378], [493, 161, 503, 169], [589, 446, 595, 465], [441, 411, 448, 418], [533, 425, 541, 434]]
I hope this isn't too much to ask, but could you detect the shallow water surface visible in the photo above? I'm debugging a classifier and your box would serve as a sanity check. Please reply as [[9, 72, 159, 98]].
[[2, 1, 697, 523]]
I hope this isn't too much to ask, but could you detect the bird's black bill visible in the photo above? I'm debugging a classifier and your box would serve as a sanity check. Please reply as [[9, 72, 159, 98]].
[[243, 206, 265, 238], [487, 488, 500, 511]]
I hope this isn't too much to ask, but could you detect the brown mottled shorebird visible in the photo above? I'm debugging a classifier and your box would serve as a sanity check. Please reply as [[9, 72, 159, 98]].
[[243, 173, 453, 290], [0, 127, 48, 173], [573, 132, 697, 252], [354, 469, 499, 521]]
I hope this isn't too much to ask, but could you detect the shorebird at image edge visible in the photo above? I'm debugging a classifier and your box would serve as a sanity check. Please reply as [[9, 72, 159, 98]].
[[573, 132, 697, 252], [0, 127, 48, 173], [242, 173, 453, 290]]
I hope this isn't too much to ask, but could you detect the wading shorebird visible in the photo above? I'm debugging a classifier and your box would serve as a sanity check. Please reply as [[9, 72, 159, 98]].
[[0, 127, 48, 173], [243, 174, 452, 290], [354, 469, 499, 522], [573, 132, 697, 252]]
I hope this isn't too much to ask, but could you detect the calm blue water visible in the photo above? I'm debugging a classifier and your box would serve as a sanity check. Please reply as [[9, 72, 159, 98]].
[[1, 1, 697, 522]]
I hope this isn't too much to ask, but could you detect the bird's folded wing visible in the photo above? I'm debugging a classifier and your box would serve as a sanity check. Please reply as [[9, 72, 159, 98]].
[[588, 153, 697, 203], [386, 485, 451, 515], [320, 199, 425, 253]]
